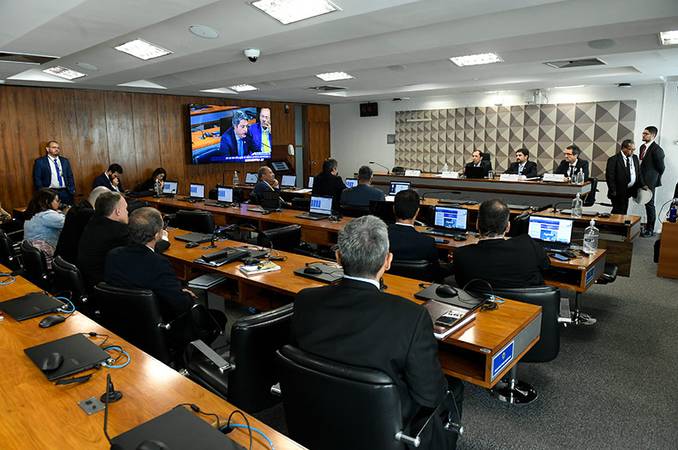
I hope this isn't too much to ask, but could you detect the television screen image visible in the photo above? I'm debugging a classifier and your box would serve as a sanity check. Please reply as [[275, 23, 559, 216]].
[[189, 104, 272, 164]]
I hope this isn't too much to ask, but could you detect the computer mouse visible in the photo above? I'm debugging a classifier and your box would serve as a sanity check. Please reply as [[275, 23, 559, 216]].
[[303, 266, 323, 275], [185, 242, 199, 248], [242, 257, 260, 266], [39, 314, 66, 328], [453, 235, 467, 242], [136, 440, 169, 450], [435, 284, 458, 298], [40, 352, 64, 371]]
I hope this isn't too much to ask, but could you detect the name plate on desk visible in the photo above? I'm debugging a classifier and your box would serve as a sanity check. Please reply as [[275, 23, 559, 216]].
[[499, 174, 521, 181], [440, 171, 459, 179], [491, 340, 515, 380], [405, 169, 421, 176], [542, 173, 566, 182]]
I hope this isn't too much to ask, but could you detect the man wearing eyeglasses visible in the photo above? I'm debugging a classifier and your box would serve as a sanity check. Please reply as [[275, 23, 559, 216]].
[[555, 144, 589, 180], [33, 140, 76, 205]]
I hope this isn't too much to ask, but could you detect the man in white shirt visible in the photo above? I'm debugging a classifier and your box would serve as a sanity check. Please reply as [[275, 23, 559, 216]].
[[605, 139, 643, 214], [33, 140, 76, 204]]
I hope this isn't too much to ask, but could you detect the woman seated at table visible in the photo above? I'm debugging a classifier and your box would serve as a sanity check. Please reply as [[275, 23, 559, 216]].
[[23, 188, 66, 266], [0, 201, 11, 224], [134, 167, 167, 193]]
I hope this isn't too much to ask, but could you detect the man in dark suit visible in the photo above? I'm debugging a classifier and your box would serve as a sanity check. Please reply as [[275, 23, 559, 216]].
[[505, 148, 538, 178], [452, 199, 549, 289], [340, 165, 385, 208], [464, 149, 492, 177], [92, 163, 124, 192], [217, 110, 254, 159], [639, 126, 666, 236], [293, 215, 463, 449], [554, 144, 589, 180], [249, 166, 285, 208], [605, 140, 643, 215], [247, 107, 271, 153], [33, 140, 76, 204], [312, 158, 346, 210], [55, 186, 110, 263]]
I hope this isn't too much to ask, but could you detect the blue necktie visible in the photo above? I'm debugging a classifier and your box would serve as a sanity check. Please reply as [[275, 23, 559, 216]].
[[53, 158, 63, 187], [237, 139, 243, 156]]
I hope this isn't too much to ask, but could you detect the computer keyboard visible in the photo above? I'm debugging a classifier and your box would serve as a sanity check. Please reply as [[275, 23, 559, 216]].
[[201, 248, 246, 264], [423, 229, 466, 239]]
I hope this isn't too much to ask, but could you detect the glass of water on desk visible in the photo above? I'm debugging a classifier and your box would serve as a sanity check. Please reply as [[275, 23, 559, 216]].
[[487, 170, 494, 179]]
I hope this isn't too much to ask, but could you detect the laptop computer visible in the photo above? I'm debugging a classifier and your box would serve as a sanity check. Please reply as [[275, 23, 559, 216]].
[[528, 216, 573, 251], [187, 183, 205, 201], [0, 292, 65, 321], [389, 181, 411, 195], [281, 175, 296, 188], [205, 186, 234, 207], [244, 172, 258, 184], [161, 180, 178, 197], [423, 206, 468, 237], [24, 333, 110, 381], [464, 166, 486, 179], [308, 176, 314, 188], [175, 232, 213, 244], [345, 178, 358, 188], [297, 196, 333, 220]]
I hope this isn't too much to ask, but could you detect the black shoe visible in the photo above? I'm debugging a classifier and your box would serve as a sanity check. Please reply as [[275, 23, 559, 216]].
[[641, 229, 655, 238]]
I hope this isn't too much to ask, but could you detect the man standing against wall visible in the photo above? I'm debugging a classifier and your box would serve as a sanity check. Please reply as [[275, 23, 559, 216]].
[[639, 126, 665, 237], [33, 140, 76, 205]]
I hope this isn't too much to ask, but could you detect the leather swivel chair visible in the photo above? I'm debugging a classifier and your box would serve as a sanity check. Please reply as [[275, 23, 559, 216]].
[[470, 285, 560, 404], [391, 166, 406, 176], [340, 204, 371, 218], [173, 210, 215, 234], [389, 259, 435, 282], [52, 256, 92, 316], [186, 303, 293, 413], [257, 225, 301, 252], [0, 230, 22, 271], [370, 200, 396, 224], [507, 211, 531, 237], [20, 240, 51, 290], [290, 197, 311, 211]]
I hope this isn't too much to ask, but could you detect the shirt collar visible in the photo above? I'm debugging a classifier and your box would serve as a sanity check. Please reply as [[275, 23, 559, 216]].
[[343, 275, 380, 290], [643, 140, 654, 148], [395, 222, 415, 228], [48, 155, 59, 162]]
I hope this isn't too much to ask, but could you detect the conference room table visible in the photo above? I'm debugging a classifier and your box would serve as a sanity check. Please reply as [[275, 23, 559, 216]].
[[0, 264, 305, 450], [164, 228, 542, 389]]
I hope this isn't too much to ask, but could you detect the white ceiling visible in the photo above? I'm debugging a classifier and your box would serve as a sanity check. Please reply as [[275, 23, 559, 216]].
[[1, 0, 678, 103]]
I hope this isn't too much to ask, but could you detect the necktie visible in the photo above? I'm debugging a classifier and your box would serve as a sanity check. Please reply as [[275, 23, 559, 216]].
[[262, 129, 271, 153], [639, 144, 647, 160], [237, 139, 244, 156], [569, 165, 575, 178], [626, 156, 632, 181], [53, 158, 63, 187], [518, 163, 524, 174]]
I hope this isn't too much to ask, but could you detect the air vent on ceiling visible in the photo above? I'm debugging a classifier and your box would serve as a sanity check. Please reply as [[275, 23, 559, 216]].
[[543, 58, 606, 69], [0, 52, 57, 65], [307, 85, 347, 91]]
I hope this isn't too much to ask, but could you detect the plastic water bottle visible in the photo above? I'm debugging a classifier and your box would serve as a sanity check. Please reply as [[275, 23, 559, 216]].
[[233, 171, 240, 186], [583, 219, 599, 255], [669, 202, 677, 223], [153, 178, 161, 196], [571, 192, 583, 218], [442, 162, 449, 173]]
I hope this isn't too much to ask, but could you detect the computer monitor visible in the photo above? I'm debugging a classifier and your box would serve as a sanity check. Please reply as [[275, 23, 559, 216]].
[[464, 166, 486, 179], [163, 181, 178, 195], [281, 175, 296, 188], [389, 181, 411, 195], [189, 183, 205, 199], [345, 178, 358, 188], [433, 206, 468, 231], [308, 177, 314, 188], [309, 196, 333, 216], [271, 161, 290, 172], [245, 172, 258, 184], [528, 216, 573, 244], [217, 186, 233, 203]]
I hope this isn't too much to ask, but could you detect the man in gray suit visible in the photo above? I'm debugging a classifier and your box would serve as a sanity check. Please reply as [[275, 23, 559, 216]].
[[639, 126, 665, 236], [340, 165, 385, 209]]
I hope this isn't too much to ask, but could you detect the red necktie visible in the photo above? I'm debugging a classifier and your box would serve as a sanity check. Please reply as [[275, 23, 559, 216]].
[[639, 144, 647, 160]]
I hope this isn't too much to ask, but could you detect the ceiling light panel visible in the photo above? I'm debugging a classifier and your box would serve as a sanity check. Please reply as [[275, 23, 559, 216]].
[[115, 39, 172, 60], [200, 87, 237, 94], [316, 71, 354, 81], [251, 0, 340, 25], [42, 66, 86, 80], [230, 84, 258, 92], [659, 30, 678, 46], [450, 53, 503, 67]]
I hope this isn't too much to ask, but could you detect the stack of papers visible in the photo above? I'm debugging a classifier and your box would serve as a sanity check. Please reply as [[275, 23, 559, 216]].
[[238, 261, 281, 276]]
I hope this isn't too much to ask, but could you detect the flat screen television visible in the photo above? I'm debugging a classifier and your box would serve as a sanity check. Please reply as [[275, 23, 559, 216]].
[[189, 104, 272, 164]]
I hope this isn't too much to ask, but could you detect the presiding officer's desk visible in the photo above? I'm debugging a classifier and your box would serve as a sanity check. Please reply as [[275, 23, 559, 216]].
[[0, 264, 304, 450], [164, 229, 542, 389]]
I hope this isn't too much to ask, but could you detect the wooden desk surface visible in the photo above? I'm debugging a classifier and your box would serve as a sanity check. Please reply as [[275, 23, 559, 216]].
[[0, 265, 304, 450]]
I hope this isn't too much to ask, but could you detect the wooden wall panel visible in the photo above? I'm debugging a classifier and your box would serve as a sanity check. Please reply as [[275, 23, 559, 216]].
[[0, 85, 329, 212], [305, 104, 331, 179]]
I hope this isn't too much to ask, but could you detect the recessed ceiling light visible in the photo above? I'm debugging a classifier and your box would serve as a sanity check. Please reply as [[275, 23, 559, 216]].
[[189, 25, 220, 39], [316, 72, 354, 81], [114, 39, 172, 60], [200, 87, 237, 94], [0, 51, 57, 65], [117, 80, 167, 89], [76, 62, 98, 71], [229, 84, 258, 92], [659, 30, 678, 46], [251, 0, 340, 25], [42, 66, 87, 80], [554, 85, 585, 89], [450, 53, 503, 67]]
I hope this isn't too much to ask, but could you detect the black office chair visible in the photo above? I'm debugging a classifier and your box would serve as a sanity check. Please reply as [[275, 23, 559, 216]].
[[470, 285, 560, 404], [370, 200, 396, 224], [391, 166, 406, 176], [389, 259, 435, 282], [340, 204, 371, 218], [290, 197, 311, 211], [186, 303, 293, 413], [583, 177, 598, 207], [0, 230, 22, 271], [507, 211, 531, 237], [276, 345, 450, 450], [20, 240, 52, 290], [173, 210, 215, 234], [257, 224, 301, 252], [52, 256, 92, 316]]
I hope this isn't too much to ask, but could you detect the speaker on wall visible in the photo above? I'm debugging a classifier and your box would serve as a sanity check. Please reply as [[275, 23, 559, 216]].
[[360, 102, 378, 117]]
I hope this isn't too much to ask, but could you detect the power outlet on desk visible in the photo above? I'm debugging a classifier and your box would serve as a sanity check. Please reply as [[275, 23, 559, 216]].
[[78, 396, 105, 415]]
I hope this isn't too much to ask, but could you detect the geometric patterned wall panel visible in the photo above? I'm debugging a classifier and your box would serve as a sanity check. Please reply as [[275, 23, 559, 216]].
[[395, 101, 636, 178]]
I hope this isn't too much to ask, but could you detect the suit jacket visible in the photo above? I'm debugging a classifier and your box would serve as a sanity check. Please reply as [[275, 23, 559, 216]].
[[555, 159, 589, 179], [248, 122, 271, 153], [218, 128, 254, 158], [506, 161, 538, 178], [92, 172, 123, 192], [250, 180, 280, 205], [292, 279, 447, 426], [605, 153, 642, 200], [78, 215, 130, 289], [464, 160, 491, 177], [311, 172, 346, 210], [33, 155, 76, 194], [453, 234, 549, 289], [105, 243, 192, 320], [388, 223, 438, 264], [54, 200, 94, 263], [639, 142, 665, 189], [340, 183, 385, 208]]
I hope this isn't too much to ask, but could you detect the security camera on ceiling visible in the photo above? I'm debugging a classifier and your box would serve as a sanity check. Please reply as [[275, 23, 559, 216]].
[[244, 48, 260, 63]]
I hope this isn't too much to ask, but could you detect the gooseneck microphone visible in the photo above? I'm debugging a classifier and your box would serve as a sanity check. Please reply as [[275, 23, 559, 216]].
[[368, 161, 391, 175]]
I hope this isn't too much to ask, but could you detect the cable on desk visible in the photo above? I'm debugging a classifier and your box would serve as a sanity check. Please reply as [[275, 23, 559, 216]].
[[0, 272, 16, 285], [55, 296, 76, 314], [86, 331, 110, 348], [101, 345, 131, 369], [225, 410, 254, 450], [223, 424, 275, 450], [174, 403, 222, 430]]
